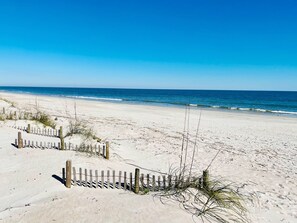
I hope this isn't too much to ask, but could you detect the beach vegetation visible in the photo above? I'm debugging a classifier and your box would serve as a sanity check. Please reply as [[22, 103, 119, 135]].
[[66, 118, 102, 143], [32, 112, 56, 128], [0, 114, 5, 121], [153, 105, 251, 223], [65, 102, 101, 141]]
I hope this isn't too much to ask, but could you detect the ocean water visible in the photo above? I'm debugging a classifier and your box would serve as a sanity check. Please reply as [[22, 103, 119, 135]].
[[0, 86, 297, 116]]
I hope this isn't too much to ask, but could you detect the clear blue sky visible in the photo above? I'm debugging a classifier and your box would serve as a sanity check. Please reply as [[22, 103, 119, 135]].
[[0, 0, 296, 90]]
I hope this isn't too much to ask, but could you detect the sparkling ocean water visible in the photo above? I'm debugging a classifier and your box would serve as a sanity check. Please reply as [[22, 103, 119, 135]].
[[1, 86, 297, 116]]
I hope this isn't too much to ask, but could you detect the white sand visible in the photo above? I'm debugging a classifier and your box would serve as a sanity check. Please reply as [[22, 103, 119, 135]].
[[0, 92, 296, 223]]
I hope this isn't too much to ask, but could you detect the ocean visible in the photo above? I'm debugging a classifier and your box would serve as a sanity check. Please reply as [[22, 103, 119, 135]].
[[0, 86, 297, 116]]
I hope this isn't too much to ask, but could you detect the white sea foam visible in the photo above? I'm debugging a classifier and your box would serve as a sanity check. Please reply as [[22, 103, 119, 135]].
[[66, 96, 123, 101], [270, 110, 297, 115]]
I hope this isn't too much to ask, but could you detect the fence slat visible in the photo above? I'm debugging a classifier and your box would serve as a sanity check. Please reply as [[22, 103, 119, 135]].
[[101, 170, 104, 189], [103, 145, 106, 158], [130, 172, 133, 191], [107, 170, 110, 189], [85, 169, 87, 187], [163, 175, 166, 190], [124, 171, 127, 190], [95, 170, 98, 188], [152, 175, 155, 191], [90, 170, 93, 188], [168, 175, 172, 188], [147, 174, 150, 189], [140, 174, 144, 191], [79, 167, 82, 185], [73, 167, 77, 186], [118, 171, 122, 189], [113, 170, 116, 189], [158, 176, 161, 191]]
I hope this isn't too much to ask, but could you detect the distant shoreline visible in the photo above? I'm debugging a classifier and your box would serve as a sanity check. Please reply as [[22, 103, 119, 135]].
[[0, 87, 297, 117]]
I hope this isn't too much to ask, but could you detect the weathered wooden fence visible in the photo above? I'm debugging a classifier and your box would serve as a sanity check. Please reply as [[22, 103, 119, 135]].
[[10, 125, 59, 138], [15, 132, 109, 159], [63, 160, 199, 193]]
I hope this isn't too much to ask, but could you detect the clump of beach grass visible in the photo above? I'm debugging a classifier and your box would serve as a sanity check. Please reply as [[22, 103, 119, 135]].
[[65, 102, 101, 142], [32, 111, 56, 128], [154, 105, 251, 223], [0, 114, 5, 121]]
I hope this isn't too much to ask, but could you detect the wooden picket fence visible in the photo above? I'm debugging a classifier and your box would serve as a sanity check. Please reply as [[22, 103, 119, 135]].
[[14, 138, 108, 158], [10, 125, 59, 138], [63, 160, 198, 193]]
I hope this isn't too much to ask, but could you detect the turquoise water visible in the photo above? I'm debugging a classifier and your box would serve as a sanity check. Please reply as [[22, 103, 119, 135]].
[[0, 86, 297, 116]]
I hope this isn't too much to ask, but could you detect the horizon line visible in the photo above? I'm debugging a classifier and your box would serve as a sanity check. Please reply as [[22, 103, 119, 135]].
[[0, 85, 297, 93]]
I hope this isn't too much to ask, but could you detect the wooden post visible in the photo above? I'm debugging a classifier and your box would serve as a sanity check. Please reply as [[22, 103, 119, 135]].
[[65, 160, 72, 188], [27, 124, 31, 133], [134, 168, 140, 194], [98, 145, 101, 157], [59, 126, 63, 138], [59, 126, 64, 150], [105, 141, 110, 160], [60, 138, 64, 150], [17, 132, 23, 149], [2, 107, 5, 114], [203, 170, 210, 190]]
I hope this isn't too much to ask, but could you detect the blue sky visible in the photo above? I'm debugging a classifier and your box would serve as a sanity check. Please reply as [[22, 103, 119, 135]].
[[0, 0, 296, 90]]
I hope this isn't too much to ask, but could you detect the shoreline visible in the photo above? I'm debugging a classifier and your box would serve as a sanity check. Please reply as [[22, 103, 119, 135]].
[[1, 89, 296, 118]]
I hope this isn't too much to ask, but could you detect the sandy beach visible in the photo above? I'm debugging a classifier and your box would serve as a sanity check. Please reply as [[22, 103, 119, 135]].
[[0, 91, 296, 223]]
